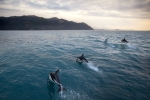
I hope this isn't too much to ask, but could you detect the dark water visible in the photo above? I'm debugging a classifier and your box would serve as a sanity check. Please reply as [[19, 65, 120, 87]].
[[0, 30, 150, 100]]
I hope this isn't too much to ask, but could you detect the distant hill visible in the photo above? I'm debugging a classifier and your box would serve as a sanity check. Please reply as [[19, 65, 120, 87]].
[[0, 15, 93, 30]]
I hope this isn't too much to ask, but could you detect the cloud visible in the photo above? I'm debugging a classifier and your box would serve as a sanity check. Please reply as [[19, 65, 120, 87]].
[[0, 8, 20, 12], [71, 0, 150, 19], [0, 0, 150, 19], [21, 0, 70, 11]]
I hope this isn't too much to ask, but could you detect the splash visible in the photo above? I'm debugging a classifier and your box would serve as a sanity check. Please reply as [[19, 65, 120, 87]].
[[59, 85, 63, 95], [59, 89, 91, 100], [59, 91, 63, 97], [104, 38, 116, 48], [127, 43, 137, 49], [86, 62, 99, 72], [109, 43, 116, 48]]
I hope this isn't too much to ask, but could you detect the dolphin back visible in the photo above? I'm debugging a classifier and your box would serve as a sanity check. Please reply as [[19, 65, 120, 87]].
[[77, 54, 88, 63], [54, 69, 61, 84]]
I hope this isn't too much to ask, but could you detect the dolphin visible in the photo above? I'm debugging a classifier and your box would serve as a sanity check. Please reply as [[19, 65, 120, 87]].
[[76, 54, 88, 63], [104, 38, 109, 44], [49, 69, 66, 92], [121, 38, 128, 43]]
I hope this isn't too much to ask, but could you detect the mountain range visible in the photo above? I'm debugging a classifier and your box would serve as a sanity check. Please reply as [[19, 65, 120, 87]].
[[0, 15, 93, 30]]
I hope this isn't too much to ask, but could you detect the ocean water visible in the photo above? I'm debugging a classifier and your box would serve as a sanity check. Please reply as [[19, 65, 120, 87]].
[[0, 30, 150, 100]]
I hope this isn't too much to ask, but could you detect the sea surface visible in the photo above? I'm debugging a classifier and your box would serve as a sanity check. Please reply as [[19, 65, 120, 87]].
[[0, 30, 150, 100]]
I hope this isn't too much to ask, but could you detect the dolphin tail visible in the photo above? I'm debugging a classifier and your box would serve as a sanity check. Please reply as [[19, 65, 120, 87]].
[[85, 59, 88, 63], [83, 57, 88, 63], [58, 85, 67, 92]]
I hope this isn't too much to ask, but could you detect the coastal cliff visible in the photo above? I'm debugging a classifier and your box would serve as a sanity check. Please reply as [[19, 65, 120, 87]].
[[0, 15, 93, 30]]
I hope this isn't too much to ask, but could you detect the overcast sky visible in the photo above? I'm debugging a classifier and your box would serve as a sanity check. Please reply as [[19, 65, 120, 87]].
[[0, 0, 150, 30]]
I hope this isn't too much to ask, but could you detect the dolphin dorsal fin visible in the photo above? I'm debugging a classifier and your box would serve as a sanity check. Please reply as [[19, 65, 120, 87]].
[[82, 53, 84, 56], [55, 69, 59, 74]]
